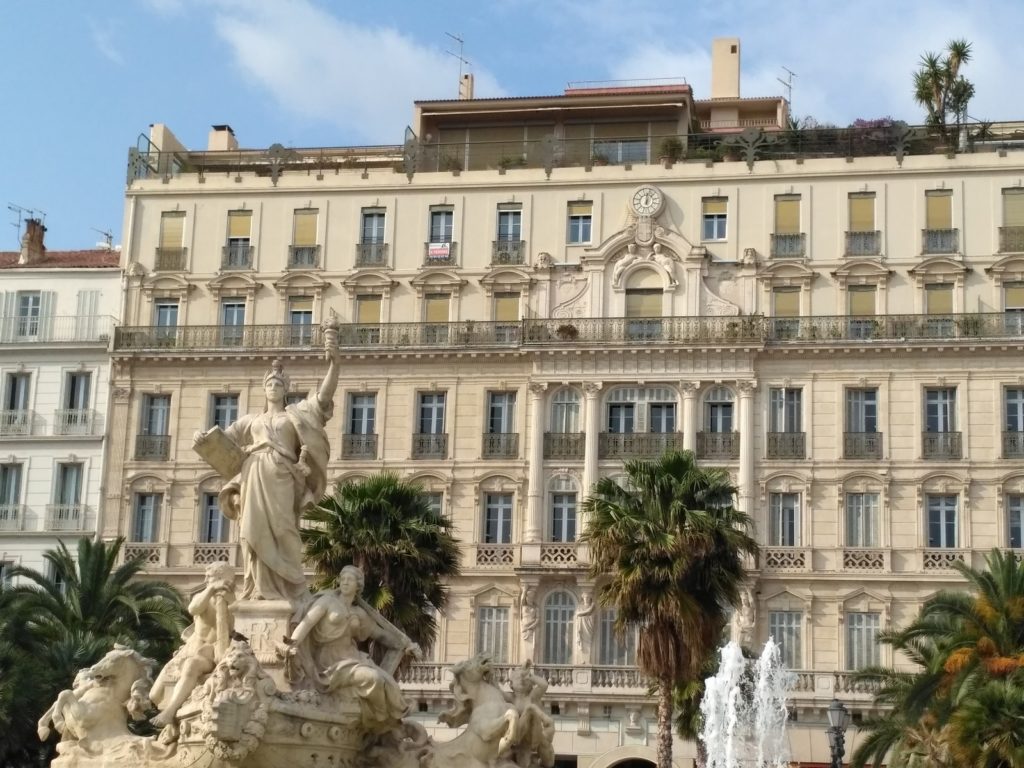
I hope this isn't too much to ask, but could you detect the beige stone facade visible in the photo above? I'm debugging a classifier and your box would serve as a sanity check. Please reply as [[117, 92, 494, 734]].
[[108, 78, 1024, 765]]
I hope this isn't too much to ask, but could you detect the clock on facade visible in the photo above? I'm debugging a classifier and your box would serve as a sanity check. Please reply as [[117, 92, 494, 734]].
[[631, 185, 664, 216]]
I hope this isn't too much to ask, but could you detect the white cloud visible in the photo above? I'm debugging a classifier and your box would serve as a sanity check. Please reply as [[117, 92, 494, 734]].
[[88, 18, 125, 65]]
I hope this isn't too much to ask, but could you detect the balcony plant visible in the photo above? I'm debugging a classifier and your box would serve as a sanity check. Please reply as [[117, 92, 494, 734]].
[[441, 153, 463, 174], [556, 323, 579, 341], [497, 155, 526, 171], [658, 137, 684, 168], [590, 151, 610, 167]]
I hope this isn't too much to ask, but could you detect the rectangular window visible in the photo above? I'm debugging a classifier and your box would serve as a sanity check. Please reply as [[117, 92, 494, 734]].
[[552, 394, 580, 433], [429, 208, 454, 242], [142, 394, 171, 436], [153, 300, 179, 328], [1006, 283, 1024, 333], [288, 296, 314, 344], [1003, 188, 1024, 228], [493, 292, 519, 323], [200, 493, 230, 543], [607, 403, 635, 434], [422, 492, 443, 517], [649, 403, 676, 433], [361, 208, 386, 243], [706, 401, 733, 433], [848, 285, 876, 316], [625, 289, 661, 318], [55, 463, 83, 506], [774, 195, 801, 234], [285, 392, 307, 407], [550, 492, 577, 542], [349, 394, 376, 435], [159, 211, 185, 250], [487, 392, 516, 434], [769, 611, 802, 669], [846, 389, 878, 433], [848, 193, 875, 232], [424, 293, 450, 324], [65, 372, 92, 411], [1008, 388, 1024, 433], [476, 607, 509, 663], [769, 388, 802, 432], [483, 493, 513, 544], [925, 388, 956, 432], [292, 208, 317, 247], [227, 210, 252, 243], [925, 283, 953, 314], [769, 492, 800, 546], [220, 299, 245, 346], [0, 560, 12, 588], [846, 492, 880, 547], [418, 393, 446, 435], [846, 612, 881, 670], [210, 394, 239, 429], [496, 206, 522, 242], [927, 494, 958, 548], [0, 463, 22, 506], [598, 609, 637, 666], [773, 287, 800, 317], [1009, 494, 1024, 549], [925, 189, 953, 229], [5, 373, 30, 411], [356, 294, 382, 325], [16, 292, 41, 337], [567, 202, 593, 244], [702, 197, 728, 240], [132, 493, 162, 542]]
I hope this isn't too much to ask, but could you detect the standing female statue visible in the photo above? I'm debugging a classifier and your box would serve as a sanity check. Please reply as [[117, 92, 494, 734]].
[[194, 327, 341, 603]]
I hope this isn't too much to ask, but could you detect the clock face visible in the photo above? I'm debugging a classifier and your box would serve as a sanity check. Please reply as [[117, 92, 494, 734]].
[[632, 186, 663, 216]]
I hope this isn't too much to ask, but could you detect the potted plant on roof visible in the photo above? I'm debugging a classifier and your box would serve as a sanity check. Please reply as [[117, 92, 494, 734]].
[[590, 151, 610, 167], [658, 137, 684, 168], [441, 153, 463, 175]]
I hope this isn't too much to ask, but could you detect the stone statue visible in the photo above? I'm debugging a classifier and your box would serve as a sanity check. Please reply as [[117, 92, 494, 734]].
[[652, 243, 677, 285], [151, 562, 236, 727], [507, 661, 556, 768], [612, 243, 640, 285], [730, 584, 757, 646], [279, 564, 420, 734], [193, 324, 342, 602], [520, 586, 538, 643], [576, 591, 596, 660]]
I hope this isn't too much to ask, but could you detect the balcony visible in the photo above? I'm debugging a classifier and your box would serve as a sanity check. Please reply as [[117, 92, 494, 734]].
[[696, 431, 739, 460], [412, 433, 447, 459], [0, 315, 114, 345], [999, 226, 1024, 253], [539, 543, 578, 567], [45, 504, 85, 531], [1004, 431, 1024, 458], [921, 228, 959, 254], [762, 547, 811, 572], [423, 241, 458, 266], [491, 239, 526, 265], [599, 432, 685, 458], [845, 230, 881, 257], [341, 434, 378, 459], [0, 410, 34, 437], [287, 245, 320, 269], [0, 505, 24, 531], [766, 432, 805, 459], [355, 242, 388, 267], [135, 434, 170, 461], [922, 431, 962, 460], [770, 232, 806, 259], [53, 409, 97, 436], [154, 247, 187, 271], [922, 548, 967, 571], [396, 661, 648, 695], [192, 543, 238, 566], [123, 543, 166, 566], [221, 243, 253, 269], [525, 316, 763, 346], [842, 548, 889, 571], [474, 543, 517, 567], [844, 431, 883, 459], [482, 432, 519, 459], [544, 432, 585, 459]]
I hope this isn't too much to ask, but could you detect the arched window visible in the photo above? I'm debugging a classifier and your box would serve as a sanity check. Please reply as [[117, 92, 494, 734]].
[[549, 476, 578, 543], [550, 388, 581, 433], [542, 591, 576, 664], [704, 386, 735, 432], [597, 607, 637, 666]]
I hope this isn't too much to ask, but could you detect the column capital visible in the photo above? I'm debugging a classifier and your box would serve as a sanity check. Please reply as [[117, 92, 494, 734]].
[[583, 381, 604, 397], [737, 379, 758, 396], [680, 381, 700, 396], [528, 381, 549, 397]]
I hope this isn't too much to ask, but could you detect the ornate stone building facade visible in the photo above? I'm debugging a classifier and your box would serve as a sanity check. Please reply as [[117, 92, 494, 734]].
[[106, 68, 1024, 765]]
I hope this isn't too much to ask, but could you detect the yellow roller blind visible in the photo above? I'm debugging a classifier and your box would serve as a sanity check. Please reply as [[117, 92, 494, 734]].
[[625, 289, 661, 317], [567, 202, 592, 217], [1003, 189, 1024, 227], [773, 288, 800, 316], [1005, 283, 1024, 309], [293, 209, 317, 246], [289, 296, 313, 311], [848, 286, 876, 315], [494, 293, 519, 322], [159, 212, 184, 249], [774, 196, 801, 234], [926, 283, 953, 313], [849, 193, 875, 232], [703, 197, 727, 215], [925, 190, 952, 229], [228, 210, 252, 238], [357, 296, 381, 324], [425, 294, 450, 323]]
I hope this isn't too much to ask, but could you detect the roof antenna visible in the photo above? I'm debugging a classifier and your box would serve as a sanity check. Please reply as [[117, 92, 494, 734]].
[[91, 227, 114, 250], [777, 66, 797, 114], [445, 32, 470, 97], [7, 203, 46, 248]]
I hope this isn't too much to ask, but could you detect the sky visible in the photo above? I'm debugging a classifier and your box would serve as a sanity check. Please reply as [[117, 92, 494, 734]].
[[2, 0, 1022, 250]]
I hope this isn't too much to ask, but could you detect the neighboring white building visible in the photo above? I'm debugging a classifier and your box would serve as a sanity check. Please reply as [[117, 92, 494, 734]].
[[0, 219, 120, 580]]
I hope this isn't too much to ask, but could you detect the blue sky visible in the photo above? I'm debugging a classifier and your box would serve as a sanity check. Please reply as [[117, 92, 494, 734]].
[[3, 0, 1022, 249]]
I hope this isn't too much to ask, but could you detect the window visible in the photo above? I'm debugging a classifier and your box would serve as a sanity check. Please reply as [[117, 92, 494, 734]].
[[543, 592, 576, 664], [291, 208, 318, 266], [607, 403, 635, 434], [16, 291, 41, 337], [423, 293, 450, 343], [487, 392, 516, 434], [769, 611, 802, 669], [0, 561, 12, 588], [598, 608, 637, 665], [705, 387, 734, 433], [428, 208, 454, 243], [355, 294, 382, 343], [848, 192, 875, 232], [774, 195, 801, 234], [925, 283, 953, 315], [1009, 494, 1024, 549], [418, 393, 446, 435], [649, 403, 676, 433], [226, 210, 252, 266], [846, 492, 879, 547], [925, 388, 956, 432], [772, 287, 800, 337], [0, 463, 22, 508], [476, 606, 509, 663], [847, 389, 878, 433], [1005, 282, 1024, 334], [141, 394, 171, 436], [551, 389, 580, 433], [1002, 189, 1024, 252], [497, 206, 522, 242], [483, 493, 513, 544], [493, 292, 520, 342], [1008, 388, 1024, 433], [210, 394, 239, 429], [220, 299, 245, 346], [769, 388, 802, 433], [769, 492, 800, 546], [54, 463, 83, 507], [285, 392, 307, 407], [567, 202, 593, 244], [158, 211, 185, 251], [132, 493, 162, 542], [846, 612, 880, 670], [200, 493, 230, 543], [927, 494, 958, 548], [154, 300, 179, 329], [349, 394, 376, 435], [925, 189, 952, 230], [288, 297, 314, 345], [422, 492, 443, 517], [847, 286, 877, 338], [550, 489, 577, 543], [4, 373, 30, 411], [65, 372, 92, 411], [361, 208, 386, 244], [702, 197, 727, 240]]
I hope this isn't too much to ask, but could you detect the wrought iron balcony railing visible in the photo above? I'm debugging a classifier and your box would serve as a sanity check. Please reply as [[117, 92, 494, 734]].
[[0, 410, 34, 436], [922, 228, 959, 254], [0, 315, 114, 345], [135, 434, 171, 461], [922, 431, 962, 459], [0, 504, 24, 531], [221, 243, 254, 269], [355, 242, 388, 267], [154, 247, 187, 271], [999, 226, 1024, 253], [423, 241, 458, 266], [482, 432, 519, 458], [287, 245, 320, 269], [544, 432, 585, 459], [696, 431, 740, 460], [845, 230, 881, 256], [45, 504, 86, 531], [524, 316, 764, 345], [766, 432, 805, 459], [341, 433, 378, 459], [599, 432, 685, 458], [1005, 431, 1024, 458], [53, 409, 97, 436], [770, 232, 806, 259], [844, 431, 883, 459], [491, 239, 526, 265], [412, 433, 447, 459]]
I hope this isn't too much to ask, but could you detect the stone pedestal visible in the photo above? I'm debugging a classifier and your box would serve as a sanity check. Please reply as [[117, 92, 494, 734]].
[[231, 600, 294, 689]]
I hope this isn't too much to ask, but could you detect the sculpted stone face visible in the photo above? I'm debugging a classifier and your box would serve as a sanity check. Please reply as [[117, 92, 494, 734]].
[[264, 378, 286, 404], [337, 569, 360, 599]]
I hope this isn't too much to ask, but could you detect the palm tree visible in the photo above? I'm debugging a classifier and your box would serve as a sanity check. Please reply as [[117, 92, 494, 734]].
[[913, 39, 974, 143], [302, 472, 461, 657], [582, 450, 758, 768]]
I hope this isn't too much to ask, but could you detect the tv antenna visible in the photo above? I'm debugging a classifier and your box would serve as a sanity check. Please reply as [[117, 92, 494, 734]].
[[777, 66, 796, 112], [7, 203, 46, 247], [91, 227, 114, 249], [445, 32, 470, 95]]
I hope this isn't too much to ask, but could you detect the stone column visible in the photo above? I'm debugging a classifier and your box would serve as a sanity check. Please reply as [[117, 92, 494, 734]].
[[581, 382, 603, 498], [525, 382, 547, 543], [737, 380, 758, 517], [681, 381, 699, 453]]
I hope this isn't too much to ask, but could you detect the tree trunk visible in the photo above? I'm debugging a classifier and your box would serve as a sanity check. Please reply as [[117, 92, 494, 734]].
[[657, 675, 674, 768]]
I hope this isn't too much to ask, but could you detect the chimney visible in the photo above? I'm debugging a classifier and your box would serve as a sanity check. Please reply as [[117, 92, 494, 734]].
[[18, 218, 46, 265], [711, 37, 741, 99], [458, 73, 475, 100], [208, 124, 239, 151]]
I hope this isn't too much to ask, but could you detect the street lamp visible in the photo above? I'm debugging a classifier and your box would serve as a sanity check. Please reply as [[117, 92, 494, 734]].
[[827, 698, 850, 768]]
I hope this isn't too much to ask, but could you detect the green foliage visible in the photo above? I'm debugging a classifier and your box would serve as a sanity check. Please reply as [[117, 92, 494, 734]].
[[302, 472, 461, 657], [913, 39, 975, 142]]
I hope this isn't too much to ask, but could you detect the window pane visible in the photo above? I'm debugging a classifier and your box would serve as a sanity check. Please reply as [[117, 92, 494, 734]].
[[925, 190, 952, 229], [543, 592, 576, 664], [293, 209, 317, 246], [773, 288, 800, 317], [1004, 189, 1024, 227], [625, 289, 661, 318], [425, 294, 450, 323], [848, 194, 875, 231], [849, 286, 876, 315], [774, 196, 800, 234], [159, 212, 185, 249], [228, 210, 252, 238], [494, 293, 519, 322], [926, 284, 953, 314]]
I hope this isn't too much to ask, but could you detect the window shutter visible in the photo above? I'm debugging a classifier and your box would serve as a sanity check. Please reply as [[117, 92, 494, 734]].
[[773, 288, 800, 316], [425, 294, 450, 323], [625, 289, 661, 317], [1004, 189, 1024, 227], [0, 293, 9, 342], [39, 291, 56, 339], [926, 283, 953, 314], [848, 286, 876, 315], [925, 190, 952, 229], [703, 197, 727, 215], [774, 196, 800, 234], [567, 202, 592, 217], [159, 212, 185, 249], [228, 211, 252, 238], [494, 293, 519, 322], [76, 290, 101, 339], [289, 296, 313, 312], [1006, 282, 1024, 309], [848, 194, 875, 232], [293, 209, 317, 246], [357, 296, 381, 324]]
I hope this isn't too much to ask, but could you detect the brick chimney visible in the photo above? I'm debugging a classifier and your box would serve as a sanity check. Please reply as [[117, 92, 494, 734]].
[[18, 218, 46, 265]]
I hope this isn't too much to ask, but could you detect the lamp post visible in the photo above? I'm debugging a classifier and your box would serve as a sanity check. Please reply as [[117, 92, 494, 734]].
[[827, 698, 850, 768]]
